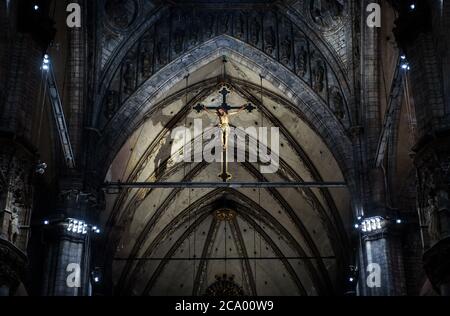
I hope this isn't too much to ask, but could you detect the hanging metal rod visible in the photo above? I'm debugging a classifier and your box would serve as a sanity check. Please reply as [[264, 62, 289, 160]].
[[113, 256, 336, 261], [103, 181, 347, 190], [46, 58, 76, 169], [375, 54, 405, 167]]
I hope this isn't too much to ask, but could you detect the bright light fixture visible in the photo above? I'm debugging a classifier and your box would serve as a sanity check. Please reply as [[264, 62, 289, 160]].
[[361, 216, 383, 233], [67, 219, 88, 234]]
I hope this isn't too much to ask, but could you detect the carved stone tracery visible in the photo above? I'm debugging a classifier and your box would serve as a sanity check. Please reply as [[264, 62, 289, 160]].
[[310, 0, 346, 29], [0, 143, 33, 251], [204, 274, 245, 296], [101, 7, 349, 128], [415, 136, 450, 245]]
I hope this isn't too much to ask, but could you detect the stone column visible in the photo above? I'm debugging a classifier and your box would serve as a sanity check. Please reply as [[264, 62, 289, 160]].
[[357, 216, 406, 296], [41, 190, 96, 296], [354, 0, 407, 296], [66, 0, 86, 165]]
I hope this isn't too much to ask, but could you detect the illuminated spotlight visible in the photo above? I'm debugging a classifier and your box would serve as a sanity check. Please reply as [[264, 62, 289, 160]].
[[42, 55, 50, 71], [67, 218, 87, 234], [82, 223, 88, 234], [361, 216, 383, 233], [357, 216, 362, 220], [34, 5, 39, 11], [43, 220, 49, 225], [349, 277, 354, 282], [354, 223, 359, 229], [400, 55, 406, 60], [95, 229, 101, 234], [410, 4, 416, 10], [401, 63, 410, 70], [94, 277, 100, 283], [396, 219, 402, 224]]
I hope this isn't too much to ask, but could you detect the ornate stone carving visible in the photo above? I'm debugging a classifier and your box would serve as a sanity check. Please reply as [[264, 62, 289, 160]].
[[140, 43, 153, 79], [155, 40, 169, 66], [426, 196, 441, 241], [295, 41, 308, 78], [234, 13, 245, 39], [312, 58, 326, 93], [204, 13, 216, 38], [249, 16, 261, 46], [330, 87, 345, 120], [105, 0, 138, 30], [8, 208, 20, 244], [0, 146, 32, 250], [101, 8, 346, 125], [415, 133, 450, 245], [264, 26, 276, 55], [310, 0, 345, 28], [104, 90, 120, 119], [219, 13, 231, 34], [122, 59, 136, 96], [214, 209, 236, 222], [188, 16, 200, 46], [204, 274, 244, 296], [173, 29, 185, 55], [280, 35, 292, 65]]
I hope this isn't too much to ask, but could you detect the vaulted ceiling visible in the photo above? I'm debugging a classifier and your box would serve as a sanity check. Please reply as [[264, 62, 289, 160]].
[[94, 0, 354, 296], [100, 55, 352, 295]]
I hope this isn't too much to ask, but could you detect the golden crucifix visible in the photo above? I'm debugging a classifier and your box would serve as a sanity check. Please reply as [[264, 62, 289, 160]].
[[194, 85, 256, 182]]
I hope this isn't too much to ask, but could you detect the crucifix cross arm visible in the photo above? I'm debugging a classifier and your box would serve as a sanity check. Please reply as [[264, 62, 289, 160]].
[[193, 102, 256, 114]]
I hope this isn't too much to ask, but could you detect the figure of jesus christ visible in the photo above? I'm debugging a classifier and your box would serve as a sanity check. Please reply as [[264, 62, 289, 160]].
[[203, 105, 246, 150]]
